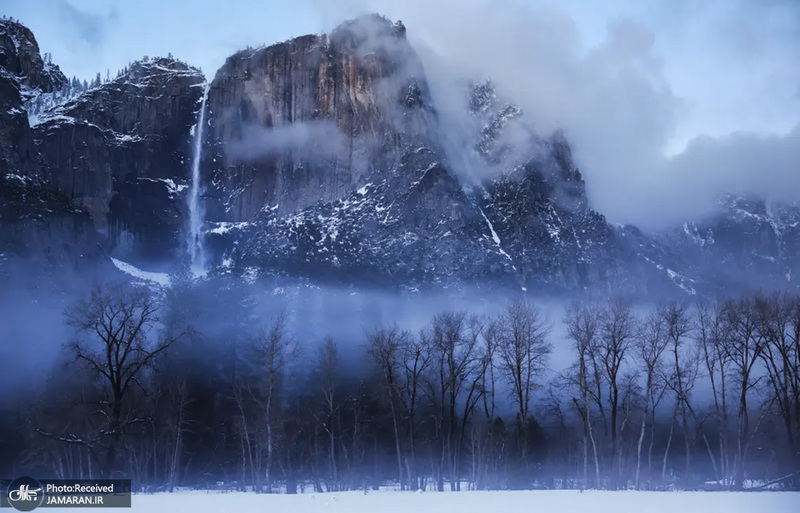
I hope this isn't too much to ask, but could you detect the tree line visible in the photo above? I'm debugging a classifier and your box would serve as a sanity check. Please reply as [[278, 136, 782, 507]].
[[2, 279, 799, 493]]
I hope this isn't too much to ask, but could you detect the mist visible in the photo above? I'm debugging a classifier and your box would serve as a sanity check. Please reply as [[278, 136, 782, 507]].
[[226, 120, 345, 162], [311, 0, 800, 230], [0, 266, 576, 406]]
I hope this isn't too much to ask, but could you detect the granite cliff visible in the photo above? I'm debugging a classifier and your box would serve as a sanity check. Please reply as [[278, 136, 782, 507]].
[[0, 15, 797, 296]]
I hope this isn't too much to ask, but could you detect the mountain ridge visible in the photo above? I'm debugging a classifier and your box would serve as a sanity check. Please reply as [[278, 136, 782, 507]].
[[0, 15, 797, 297]]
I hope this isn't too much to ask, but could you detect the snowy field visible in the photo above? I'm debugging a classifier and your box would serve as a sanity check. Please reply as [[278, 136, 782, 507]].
[[45, 489, 800, 513]]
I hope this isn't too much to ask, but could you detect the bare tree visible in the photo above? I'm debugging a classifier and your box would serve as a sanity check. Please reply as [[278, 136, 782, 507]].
[[312, 337, 342, 490], [662, 301, 699, 487], [495, 301, 551, 472], [166, 377, 191, 493], [231, 364, 258, 491], [425, 311, 483, 491], [755, 293, 800, 480], [723, 297, 766, 489], [458, 315, 488, 489], [564, 303, 602, 489], [633, 307, 668, 489], [401, 330, 430, 490], [474, 317, 503, 490], [598, 299, 636, 488], [366, 324, 409, 490], [695, 299, 732, 485], [64, 284, 178, 477], [19, 283, 800, 492], [251, 314, 299, 492]]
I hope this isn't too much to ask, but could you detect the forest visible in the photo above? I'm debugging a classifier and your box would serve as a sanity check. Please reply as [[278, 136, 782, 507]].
[[1, 278, 799, 493]]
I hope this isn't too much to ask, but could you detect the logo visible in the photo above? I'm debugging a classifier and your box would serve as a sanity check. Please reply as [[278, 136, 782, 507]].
[[6, 477, 44, 511]]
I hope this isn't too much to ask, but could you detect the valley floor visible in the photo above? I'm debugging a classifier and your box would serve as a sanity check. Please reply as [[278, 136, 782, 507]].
[[46, 489, 800, 513]]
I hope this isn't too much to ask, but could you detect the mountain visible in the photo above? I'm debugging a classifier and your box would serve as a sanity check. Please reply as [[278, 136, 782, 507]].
[[666, 196, 800, 293], [34, 57, 204, 260], [0, 19, 66, 95], [0, 15, 797, 297], [0, 19, 100, 285]]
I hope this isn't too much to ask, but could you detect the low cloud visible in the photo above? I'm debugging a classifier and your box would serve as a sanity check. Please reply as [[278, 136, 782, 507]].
[[57, 0, 114, 48], [311, 0, 800, 229], [226, 120, 345, 162]]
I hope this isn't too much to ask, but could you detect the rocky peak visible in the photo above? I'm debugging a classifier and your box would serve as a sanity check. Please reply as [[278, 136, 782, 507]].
[[33, 56, 204, 260], [1, 15, 796, 297], [466, 81, 587, 209], [204, 14, 436, 223], [0, 20, 102, 283], [666, 194, 800, 291], [0, 68, 38, 178], [328, 14, 414, 71], [47, 57, 203, 137], [331, 14, 407, 41], [0, 18, 66, 94]]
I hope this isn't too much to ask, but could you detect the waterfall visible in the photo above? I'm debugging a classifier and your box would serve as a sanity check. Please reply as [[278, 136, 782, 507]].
[[187, 83, 209, 276]]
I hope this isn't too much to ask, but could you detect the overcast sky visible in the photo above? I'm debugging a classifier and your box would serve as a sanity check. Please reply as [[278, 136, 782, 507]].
[[4, 0, 799, 228]]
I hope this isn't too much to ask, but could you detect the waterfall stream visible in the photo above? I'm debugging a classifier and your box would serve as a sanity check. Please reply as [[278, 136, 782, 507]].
[[187, 83, 209, 276]]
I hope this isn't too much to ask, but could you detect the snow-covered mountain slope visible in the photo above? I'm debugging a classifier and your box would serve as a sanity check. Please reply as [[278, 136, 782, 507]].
[[202, 15, 434, 222], [664, 195, 800, 292], [1, 15, 798, 297], [32, 57, 204, 260], [211, 146, 516, 289], [0, 18, 67, 96]]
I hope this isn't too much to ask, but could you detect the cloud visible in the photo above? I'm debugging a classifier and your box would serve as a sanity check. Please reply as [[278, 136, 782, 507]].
[[226, 120, 345, 162], [11, 0, 797, 229], [658, 127, 800, 216], [310, 0, 800, 229], [57, 0, 113, 48]]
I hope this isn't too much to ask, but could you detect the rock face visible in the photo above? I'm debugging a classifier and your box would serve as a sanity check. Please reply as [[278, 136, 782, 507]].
[[1, 16, 204, 278], [204, 15, 434, 222], [0, 68, 39, 178], [0, 173, 104, 284], [666, 196, 800, 293], [33, 58, 204, 261], [1, 15, 798, 296], [222, 147, 515, 288], [203, 51, 663, 294], [0, 20, 101, 283], [0, 19, 67, 94]]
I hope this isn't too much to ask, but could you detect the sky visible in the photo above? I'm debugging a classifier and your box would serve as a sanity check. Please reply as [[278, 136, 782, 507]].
[[3, 0, 799, 228]]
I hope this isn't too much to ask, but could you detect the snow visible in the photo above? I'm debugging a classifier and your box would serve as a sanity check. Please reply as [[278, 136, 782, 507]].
[[137, 177, 187, 196], [110, 257, 171, 286], [641, 255, 664, 271], [683, 223, 707, 247], [481, 210, 501, 246], [545, 205, 564, 243], [667, 268, 697, 295], [5, 173, 29, 183], [479, 208, 513, 262], [208, 221, 252, 235], [754, 253, 776, 263], [29, 113, 77, 127], [114, 132, 144, 144], [242, 267, 259, 284], [42, 490, 800, 513], [410, 163, 439, 188]]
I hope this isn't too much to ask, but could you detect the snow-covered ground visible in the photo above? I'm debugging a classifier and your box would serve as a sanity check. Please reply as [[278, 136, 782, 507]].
[[45, 490, 800, 513], [110, 257, 171, 286]]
